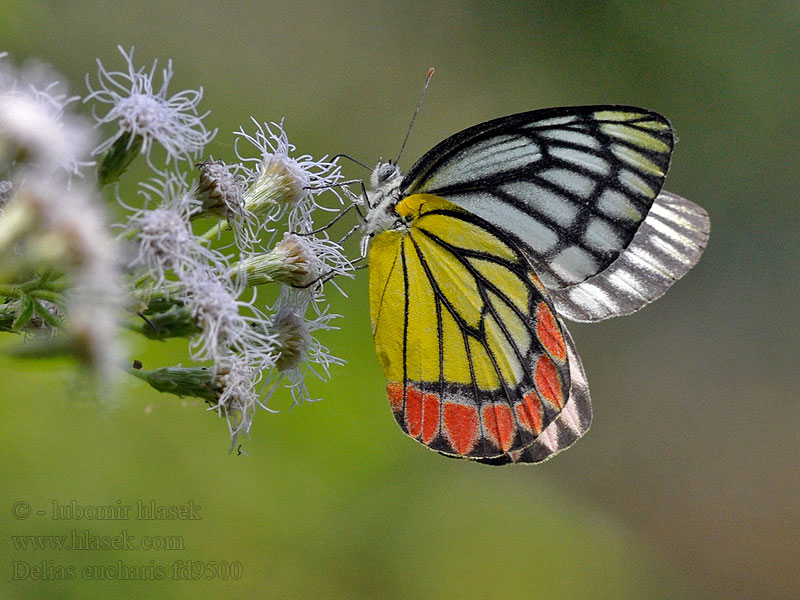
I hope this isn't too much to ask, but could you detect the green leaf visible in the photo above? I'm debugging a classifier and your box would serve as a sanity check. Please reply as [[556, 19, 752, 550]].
[[97, 131, 144, 186], [11, 292, 34, 330]]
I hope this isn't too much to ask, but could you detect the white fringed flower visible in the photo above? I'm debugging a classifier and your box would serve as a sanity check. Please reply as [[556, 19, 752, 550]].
[[235, 119, 343, 233], [210, 352, 266, 450], [125, 173, 217, 285], [0, 57, 94, 175], [265, 287, 343, 406], [85, 46, 216, 167], [194, 158, 255, 247], [194, 159, 246, 219], [0, 48, 356, 444], [180, 268, 276, 367], [234, 231, 355, 291], [5, 175, 125, 383]]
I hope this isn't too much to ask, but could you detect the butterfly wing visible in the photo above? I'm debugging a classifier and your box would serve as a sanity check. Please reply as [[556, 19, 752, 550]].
[[369, 195, 573, 459], [476, 324, 592, 465], [549, 190, 710, 321], [401, 106, 675, 289]]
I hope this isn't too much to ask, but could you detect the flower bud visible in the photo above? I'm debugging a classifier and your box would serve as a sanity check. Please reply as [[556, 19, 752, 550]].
[[234, 233, 319, 288], [194, 159, 244, 220]]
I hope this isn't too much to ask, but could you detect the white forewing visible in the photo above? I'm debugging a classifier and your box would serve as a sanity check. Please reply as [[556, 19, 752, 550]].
[[420, 134, 542, 189], [401, 107, 675, 289]]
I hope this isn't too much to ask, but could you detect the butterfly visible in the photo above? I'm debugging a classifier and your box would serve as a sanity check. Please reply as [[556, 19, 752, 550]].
[[362, 106, 709, 465]]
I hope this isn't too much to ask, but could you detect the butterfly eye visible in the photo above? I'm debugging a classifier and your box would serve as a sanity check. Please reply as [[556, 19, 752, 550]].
[[373, 161, 399, 187]]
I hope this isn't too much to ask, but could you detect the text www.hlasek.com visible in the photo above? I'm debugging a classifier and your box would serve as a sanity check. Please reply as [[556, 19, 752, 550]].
[[12, 530, 184, 551]]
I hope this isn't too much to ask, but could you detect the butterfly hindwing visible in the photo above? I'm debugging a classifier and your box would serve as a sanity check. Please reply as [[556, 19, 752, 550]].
[[400, 106, 675, 289], [369, 195, 572, 459], [550, 191, 710, 321]]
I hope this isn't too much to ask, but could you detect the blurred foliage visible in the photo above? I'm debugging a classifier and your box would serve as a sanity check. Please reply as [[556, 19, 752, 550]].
[[1, 2, 798, 599]]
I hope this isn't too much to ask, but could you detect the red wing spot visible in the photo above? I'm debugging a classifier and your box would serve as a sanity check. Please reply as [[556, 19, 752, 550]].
[[482, 404, 515, 452], [405, 387, 423, 438], [535, 356, 563, 409], [443, 403, 479, 456], [536, 302, 566, 361], [516, 392, 543, 434], [421, 392, 441, 444], [481, 405, 500, 449], [386, 383, 404, 415]]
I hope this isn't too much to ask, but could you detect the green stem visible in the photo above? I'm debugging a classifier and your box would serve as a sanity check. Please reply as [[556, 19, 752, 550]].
[[130, 281, 182, 307], [202, 219, 229, 241], [30, 289, 64, 302], [124, 364, 218, 402]]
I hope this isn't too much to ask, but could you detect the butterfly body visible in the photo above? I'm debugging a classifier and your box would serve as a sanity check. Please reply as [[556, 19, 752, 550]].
[[363, 162, 405, 240], [363, 105, 709, 465]]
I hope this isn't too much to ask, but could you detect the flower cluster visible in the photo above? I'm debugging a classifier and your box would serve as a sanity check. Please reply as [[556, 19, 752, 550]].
[[0, 53, 122, 386], [0, 47, 356, 449]]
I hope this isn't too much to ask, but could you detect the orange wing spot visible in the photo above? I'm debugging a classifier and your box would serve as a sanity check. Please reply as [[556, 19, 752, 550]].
[[536, 302, 566, 361], [405, 387, 423, 438], [528, 271, 547, 295], [535, 356, 563, 409], [386, 383, 404, 415], [443, 402, 479, 456], [516, 391, 543, 434], [421, 392, 441, 444], [482, 403, 515, 452]]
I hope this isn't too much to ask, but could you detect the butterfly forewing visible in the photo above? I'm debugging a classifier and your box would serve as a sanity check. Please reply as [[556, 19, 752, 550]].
[[476, 324, 592, 465], [400, 106, 675, 289], [369, 195, 571, 459]]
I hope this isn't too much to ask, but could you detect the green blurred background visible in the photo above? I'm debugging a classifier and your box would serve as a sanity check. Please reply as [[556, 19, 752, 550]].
[[1, 2, 798, 598]]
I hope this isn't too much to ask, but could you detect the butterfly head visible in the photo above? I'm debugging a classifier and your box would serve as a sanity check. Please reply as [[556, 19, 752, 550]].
[[370, 160, 402, 192]]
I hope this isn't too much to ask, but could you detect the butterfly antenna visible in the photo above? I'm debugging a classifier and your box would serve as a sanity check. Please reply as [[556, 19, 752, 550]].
[[395, 67, 435, 164], [330, 153, 371, 171]]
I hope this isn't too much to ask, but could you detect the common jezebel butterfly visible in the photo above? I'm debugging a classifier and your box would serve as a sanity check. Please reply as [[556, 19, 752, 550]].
[[363, 105, 709, 464]]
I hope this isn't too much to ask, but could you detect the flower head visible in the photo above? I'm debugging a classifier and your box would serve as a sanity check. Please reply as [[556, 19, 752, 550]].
[[265, 287, 343, 406], [2, 175, 125, 384], [234, 232, 319, 288], [210, 352, 266, 450], [235, 119, 342, 233], [194, 159, 246, 220], [194, 159, 255, 247], [125, 173, 217, 285], [180, 268, 276, 367], [234, 231, 354, 290], [85, 46, 216, 168], [0, 57, 94, 175]]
